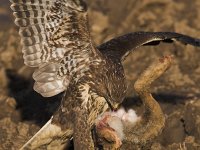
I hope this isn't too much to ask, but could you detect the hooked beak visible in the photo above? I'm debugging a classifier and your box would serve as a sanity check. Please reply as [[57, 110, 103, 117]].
[[112, 103, 120, 111], [106, 98, 120, 111]]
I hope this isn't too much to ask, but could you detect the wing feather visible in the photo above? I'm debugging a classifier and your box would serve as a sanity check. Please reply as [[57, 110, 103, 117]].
[[14, 18, 46, 27], [98, 32, 200, 60], [10, 0, 95, 97]]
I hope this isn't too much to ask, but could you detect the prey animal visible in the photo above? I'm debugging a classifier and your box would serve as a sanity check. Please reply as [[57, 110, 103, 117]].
[[10, 0, 200, 149]]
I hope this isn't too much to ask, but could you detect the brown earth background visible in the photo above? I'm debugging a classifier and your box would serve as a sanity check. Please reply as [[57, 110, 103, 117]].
[[0, 0, 200, 149]]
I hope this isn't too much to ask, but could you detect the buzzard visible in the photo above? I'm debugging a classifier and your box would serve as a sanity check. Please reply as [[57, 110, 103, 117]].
[[9, 0, 200, 149]]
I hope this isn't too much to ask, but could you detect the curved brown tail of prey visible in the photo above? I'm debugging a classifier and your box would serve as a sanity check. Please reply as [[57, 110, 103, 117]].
[[98, 32, 200, 60], [122, 56, 173, 148]]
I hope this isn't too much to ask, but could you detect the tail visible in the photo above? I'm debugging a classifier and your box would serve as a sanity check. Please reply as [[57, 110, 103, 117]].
[[20, 117, 73, 150]]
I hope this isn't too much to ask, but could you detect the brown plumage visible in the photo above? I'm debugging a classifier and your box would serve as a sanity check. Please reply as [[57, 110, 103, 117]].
[[9, 0, 200, 149]]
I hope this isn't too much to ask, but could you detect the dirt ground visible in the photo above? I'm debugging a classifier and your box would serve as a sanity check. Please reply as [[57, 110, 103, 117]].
[[0, 0, 200, 149]]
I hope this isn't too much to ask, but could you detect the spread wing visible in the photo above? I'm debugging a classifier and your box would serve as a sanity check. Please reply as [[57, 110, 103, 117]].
[[98, 32, 200, 60], [10, 0, 95, 97]]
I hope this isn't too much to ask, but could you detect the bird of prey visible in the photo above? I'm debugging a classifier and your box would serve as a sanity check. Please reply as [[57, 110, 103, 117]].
[[9, 0, 200, 149]]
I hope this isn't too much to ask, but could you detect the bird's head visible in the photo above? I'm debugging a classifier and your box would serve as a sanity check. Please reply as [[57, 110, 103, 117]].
[[105, 87, 127, 111], [94, 79, 127, 111], [93, 62, 127, 111], [104, 77, 127, 111], [106, 97, 121, 111]]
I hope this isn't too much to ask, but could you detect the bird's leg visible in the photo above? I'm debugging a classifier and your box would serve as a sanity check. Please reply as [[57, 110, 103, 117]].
[[71, 91, 109, 150], [73, 109, 95, 150]]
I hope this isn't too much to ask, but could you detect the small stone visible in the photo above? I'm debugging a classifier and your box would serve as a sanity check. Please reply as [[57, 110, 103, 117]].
[[6, 97, 17, 109]]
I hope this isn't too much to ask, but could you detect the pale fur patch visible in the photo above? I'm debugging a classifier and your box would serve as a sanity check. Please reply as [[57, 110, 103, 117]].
[[106, 116, 124, 140], [96, 108, 140, 141], [108, 108, 140, 140], [110, 107, 140, 124]]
